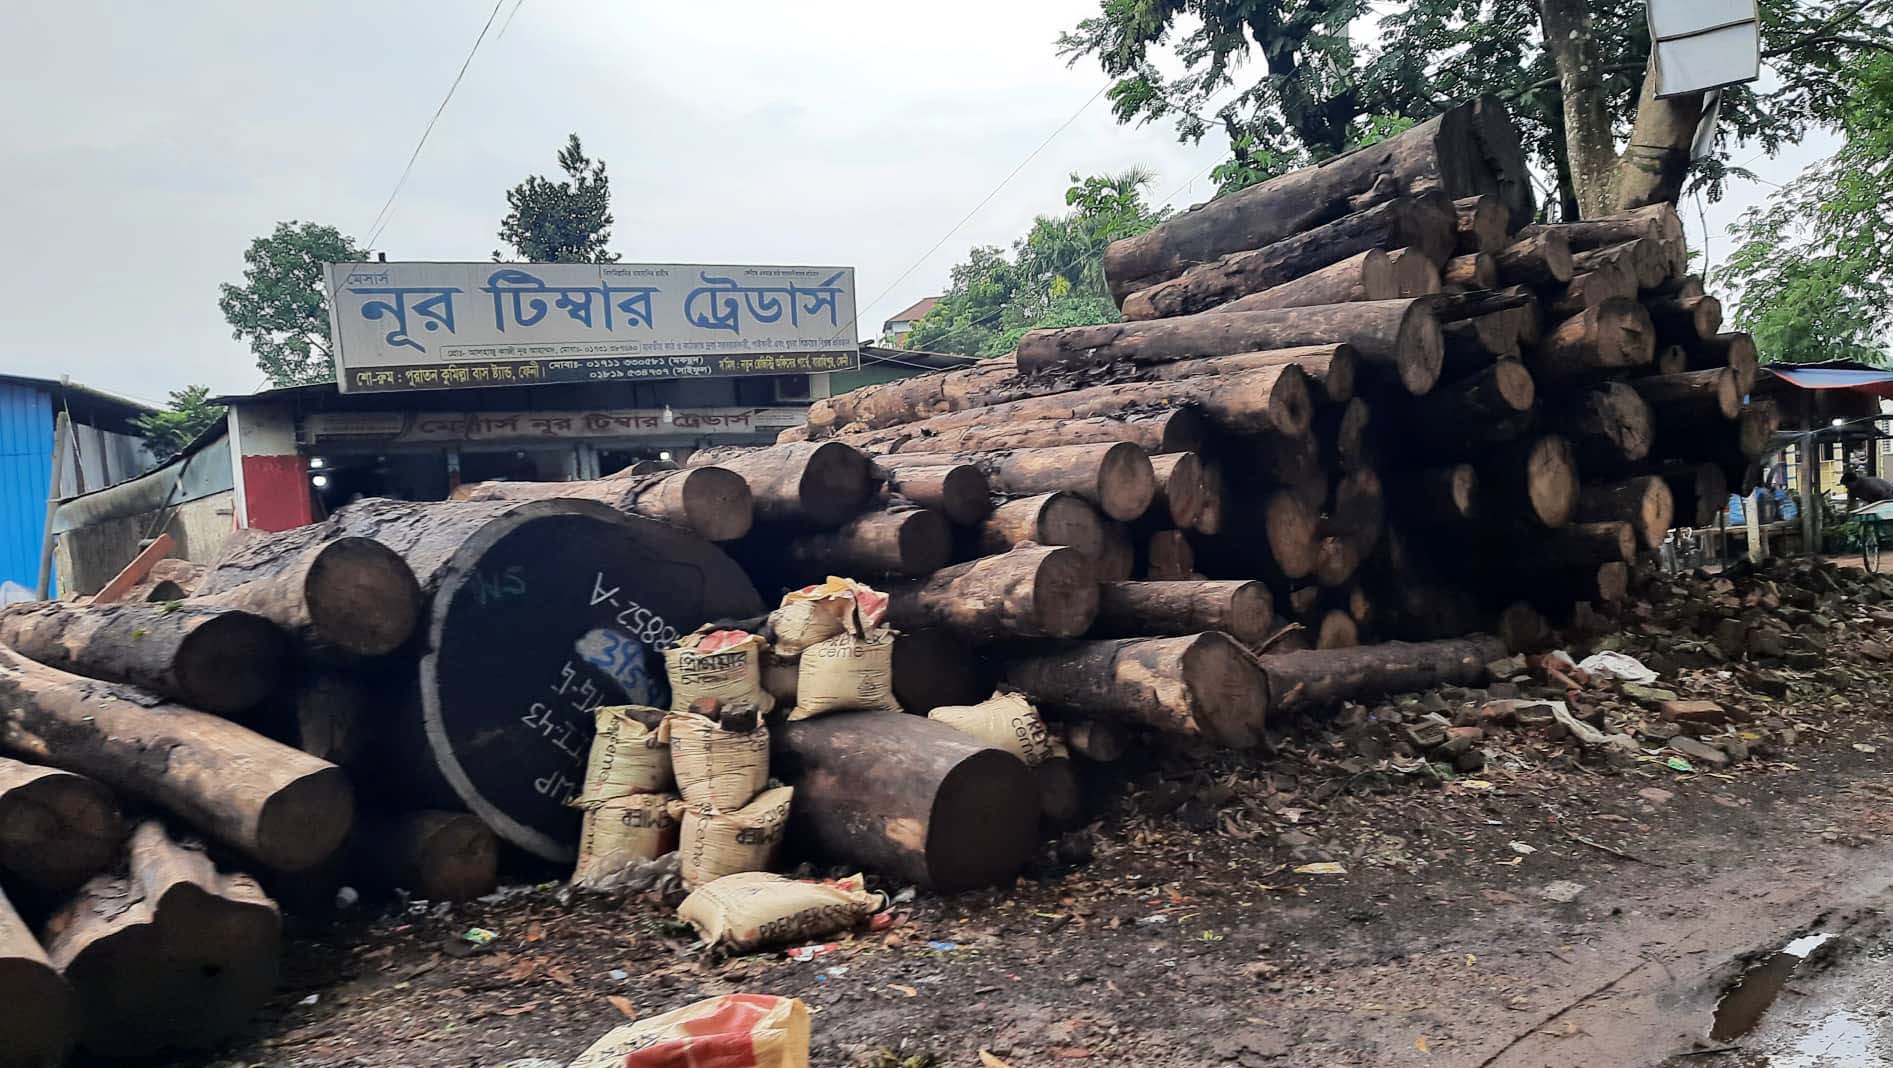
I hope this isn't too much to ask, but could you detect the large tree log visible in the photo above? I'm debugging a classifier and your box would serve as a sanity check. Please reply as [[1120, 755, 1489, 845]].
[[1577, 476, 1676, 550], [784, 508, 952, 577], [1147, 345, 1357, 404], [355, 811, 498, 902], [1518, 204, 1687, 274], [1691, 332, 1760, 395], [1218, 250, 1397, 312], [876, 463, 992, 525], [1440, 312, 1520, 376], [186, 498, 762, 863], [1570, 238, 1671, 290], [1514, 520, 1637, 568], [454, 467, 755, 542], [1394, 463, 1481, 526], [1092, 580, 1273, 646], [0, 601, 288, 715], [1142, 529, 1196, 580], [839, 410, 1209, 458], [1454, 194, 1512, 254], [886, 544, 1098, 643], [684, 442, 873, 527], [1552, 381, 1654, 469], [1545, 260, 1639, 318], [1653, 344, 1690, 375], [1442, 252, 1498, 290], [1629, 367, 1741, 422], [196, 536, 421, 658], [1096, 522, 1135, 582], [1645, 294, 1723, 345], [1478, 435, 1578, 528], [1528, 297, 1656, 385], [43, 821, 281, 1058], [806, 358, 1016, 436], [1148, 452, 1208, 529], [1122, 193, 1457, 319], [976, 492, 1106, 559], [1016, 301, 1445, 395], [0, 651, 350, 872], [1000, 633, 1271, 748], [877, 444, 1156, 522], [1101, 100, 1533, 301], [1256, 635, 1508, 709], [1494, 229, 1574, 285], [776, 711, 1039, 892], [1386, 248, 1444, 296], [0, 756, 121, 896], [0, 885, 75, 1068], [1319, 396, 1376, 472], [1407, 358, 1534, 428], [259, 665, 381, 771]]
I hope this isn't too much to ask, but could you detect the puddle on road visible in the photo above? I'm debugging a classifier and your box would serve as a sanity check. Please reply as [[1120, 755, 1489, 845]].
[[1709, 932, 1837, 1041], [1765, 1009, 1878, 1068]]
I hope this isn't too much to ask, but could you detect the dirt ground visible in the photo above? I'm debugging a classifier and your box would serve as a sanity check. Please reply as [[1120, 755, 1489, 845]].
[[174, 683, 1892, 1067]]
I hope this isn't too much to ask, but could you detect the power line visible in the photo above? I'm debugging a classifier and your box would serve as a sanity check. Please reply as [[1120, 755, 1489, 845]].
[[363, 0, 508, 249], [497, 0, 528, 37], [853, 84, 1109, 332]]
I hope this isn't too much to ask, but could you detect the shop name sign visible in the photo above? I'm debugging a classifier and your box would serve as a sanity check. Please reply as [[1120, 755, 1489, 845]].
[[303, 407, 806, 443], [323, 261, 860, 392]]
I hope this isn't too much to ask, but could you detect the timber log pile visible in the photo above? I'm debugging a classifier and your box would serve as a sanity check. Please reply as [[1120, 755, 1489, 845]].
[[771, 96, 1761, 719]]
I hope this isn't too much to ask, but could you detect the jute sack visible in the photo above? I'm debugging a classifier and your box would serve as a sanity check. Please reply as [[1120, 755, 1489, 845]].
[[582, 706, 673, 800], [664, 629, 772, 714], [673, 786, 793, 889], [667, 711, 769, 812], [570, 792, 679, 889], [928, 691, 1058, 767], [789, 630, 898, 720], [768, 577, 890, 656], [569, 994, 809, 1068], [677, 872, 885, 952]]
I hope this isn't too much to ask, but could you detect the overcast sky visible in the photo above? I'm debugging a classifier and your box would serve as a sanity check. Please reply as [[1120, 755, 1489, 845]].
[[0, 1, 1836, 404]]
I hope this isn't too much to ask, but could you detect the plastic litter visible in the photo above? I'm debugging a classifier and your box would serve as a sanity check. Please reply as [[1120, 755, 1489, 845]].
[[569, 994, 810, 1068], [1577, 650, 1658, 684]]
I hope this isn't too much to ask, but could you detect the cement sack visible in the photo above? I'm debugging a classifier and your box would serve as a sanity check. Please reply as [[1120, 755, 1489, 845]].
[[673, 786, 793, 889], [929, 691, 1058, 767], [667, 711, 770, 812], [677, 871, 885, 952], [570, 793, 679, 889], [769, 577, 889, 656], [581, 706, 672, 800], [569, 994, 809, 1068], [664, 628, 772, 715], [789, 630, 898, 720]]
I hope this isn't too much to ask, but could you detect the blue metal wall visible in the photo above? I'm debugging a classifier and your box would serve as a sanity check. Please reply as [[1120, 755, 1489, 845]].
[[0, 383, 53, 594]]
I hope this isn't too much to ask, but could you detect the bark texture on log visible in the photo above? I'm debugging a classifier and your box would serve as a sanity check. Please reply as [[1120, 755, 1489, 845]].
[[1101, 102, 1533, 301], [1546, 261, 1639, 318], [1217, 250, 1397, 312], [1001, 632, 1270, 748], [0, 885, 75, 1068], [1091, 580, 1273, 646], [1644, 294, 1722, 345], [784, 508, 952, 577], [1257, 635, 1508, 709], [886, 544, 1099, 643], [0, 649, 351, 872], [1577, 476, 1675, 550], [684, 442, 873, 526], [1016, 301, 1444, 396], [1148, 452, 1208, 530], [0, 755, 121, 895], [1453, 194, 1511, 254], [456, 467, 755, 542], [1478, 436, 1579, 528], [0, 600, 288, 715], [1494, 230, 1574, 285], [776, 711, 1039, 892], [355, 811, 499, 902], [837, 410, 1208, 458], [1443, 252, 1498, 290], [197, 536, 420, 658], [1122, 193, 1456, 320], [1630, 367, 1741, 422], [976, 492, 1105, 560], [1553, 382, 1654, 469], [1386, 248, 1444, 296], [1529, 298, 1656, 385], [876, 463, 992, 526], [880, 444, 1156, 522], [43, 821, 281, 1058]]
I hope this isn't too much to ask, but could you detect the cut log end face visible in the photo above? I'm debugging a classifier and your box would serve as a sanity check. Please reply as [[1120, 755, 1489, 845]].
[[1494, 359, 1536, 411], [678, 467, 756, 542], [1096, 443, 1161, 521], [0, 923, 75, 1065], [1266, 492, 1321, 579], [923, 749, 1043, 893], [414, 816, 501, 901], [0, 771, 120, 893], [1448, 465, 1479, 518], [1595, 562, 1630, 603], [256, 766, 355, 873], [939, 466, 995, 525], [1527, 437, 1579, 528], [798, 441, 875, 525], [1154, 453, 1206, 529], [1397, 311, 1446, 395], [175, 612, 292, 715], [1030, 546, 1101, 639], [1034, 494, 1106, 560], [305, 537, 422, 656], [1179, 633, 1270, 749], [898, 510, 955, 575]]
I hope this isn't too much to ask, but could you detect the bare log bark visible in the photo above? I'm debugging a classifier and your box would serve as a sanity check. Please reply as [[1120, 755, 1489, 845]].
[[684, 442, 873, 527], [0, 755, 121, 894], [1091, 580, 1273, 646], [1257, 635, 1508, 709], [885, 543, 1099, 642], [456, 467, 755, 542], [196, 536, 420, 658], [1629, 367, 1741, 422], [1442, 252, 1498, 290], [1529, 297, 1656, 385], [785, 508, 953, 577], [1217, 250, 1397, 312], [1577, 476, 1676, 550], [1454, 195, 1512, 254], [1494, 230, 1575, 286], [876, 463, 992, 526], [0, 885, 75, 1066], [0, 601, 287, 715], [1000, 633, 1271, 748], [976, 492, 1105, 560], [1552, 381, 1655, 469]]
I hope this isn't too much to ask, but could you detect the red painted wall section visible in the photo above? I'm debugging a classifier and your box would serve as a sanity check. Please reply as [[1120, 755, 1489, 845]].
[[240, 454, 314, 531]]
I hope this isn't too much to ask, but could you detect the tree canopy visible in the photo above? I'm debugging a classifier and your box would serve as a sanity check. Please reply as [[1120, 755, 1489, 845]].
[[1060, 0, 1893, 219], [904, 169, 1168, 356], [1715, 55, 1893, 366], [133, 385, 224, 459], [218, 222, 367, 387], [495, 134, 619, 263]]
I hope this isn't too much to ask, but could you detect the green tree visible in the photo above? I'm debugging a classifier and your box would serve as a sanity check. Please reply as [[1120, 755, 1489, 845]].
[[133, 385, 225, 459], [907, 169, 1169, 357], [218, 222, 367, 387], [1060, 0, 1893, 218], [495, 134, 619, 263], [1715, 56, 1893, 366]]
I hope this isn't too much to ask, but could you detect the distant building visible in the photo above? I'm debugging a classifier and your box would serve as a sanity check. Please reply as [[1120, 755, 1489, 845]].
[[0, 374, 157, 594], [881, 296, 940, 347]]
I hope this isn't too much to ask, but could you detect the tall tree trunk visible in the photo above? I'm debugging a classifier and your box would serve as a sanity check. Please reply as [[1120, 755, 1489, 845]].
[[1539, 0, 1621, 218], [1614, 55, 1705, 211]]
